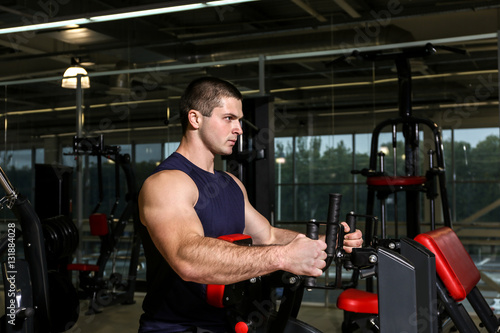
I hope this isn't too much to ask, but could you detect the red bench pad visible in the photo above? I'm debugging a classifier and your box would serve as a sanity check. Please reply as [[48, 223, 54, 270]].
[[337, 288, 378, 314], [414, 227, 480, 301], [67, 263, 100, 272], [367, 175, 427, 187]]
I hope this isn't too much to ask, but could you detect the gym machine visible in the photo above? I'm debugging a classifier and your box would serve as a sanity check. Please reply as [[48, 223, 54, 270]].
[[0, 165, 79, 333], [337, 226, 500, 333], [206, 193, 440, 333], [342, 43, 462, 241], [66, 135, 141, 315]]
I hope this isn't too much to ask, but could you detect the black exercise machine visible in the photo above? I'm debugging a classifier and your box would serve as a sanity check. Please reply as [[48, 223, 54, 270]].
[[66, 135, 141, 315], [0, 165, 79, 333], [206, 193, 441, 333], [344, 43, 462, 241], [205, 194, 347, 333], [335, 210, 439, 333], [336, 225, 500, 332], [206, 189, 500, 333]]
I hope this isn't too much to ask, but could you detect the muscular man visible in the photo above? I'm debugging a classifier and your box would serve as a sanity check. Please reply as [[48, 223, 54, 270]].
[[138, 77, 363, 333]]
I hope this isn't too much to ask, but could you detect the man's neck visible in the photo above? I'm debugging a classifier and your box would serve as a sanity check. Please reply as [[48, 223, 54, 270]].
[[176, 138, 216, 173]]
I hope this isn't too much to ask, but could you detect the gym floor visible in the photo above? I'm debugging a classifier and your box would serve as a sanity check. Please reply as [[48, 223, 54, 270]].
[[72, 293, 345, 333]]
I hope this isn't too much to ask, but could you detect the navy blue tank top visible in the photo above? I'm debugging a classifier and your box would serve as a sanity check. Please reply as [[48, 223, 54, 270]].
[[139, 152, 245, 333]]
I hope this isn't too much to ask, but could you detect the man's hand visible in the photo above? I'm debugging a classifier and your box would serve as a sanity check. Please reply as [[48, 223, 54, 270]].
[[281, 234, 327, 277], [340, 222, 363, 253]]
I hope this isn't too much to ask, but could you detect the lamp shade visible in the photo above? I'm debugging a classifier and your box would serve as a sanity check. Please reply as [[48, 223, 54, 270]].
[[62, 66, 90, 89]]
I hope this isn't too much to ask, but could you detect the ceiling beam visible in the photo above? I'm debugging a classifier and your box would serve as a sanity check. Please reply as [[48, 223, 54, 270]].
[[333, 0, 361, 18], [290, 0, 327, 22]]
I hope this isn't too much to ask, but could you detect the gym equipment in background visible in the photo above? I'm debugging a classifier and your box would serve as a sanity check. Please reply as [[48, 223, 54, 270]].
[[66, 135, 141, 315], [224, 96, 275, 223], [0, 165, 80, 333], [345, 43, 461, 242]]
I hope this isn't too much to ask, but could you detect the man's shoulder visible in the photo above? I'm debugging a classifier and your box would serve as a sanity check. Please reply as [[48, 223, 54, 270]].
[[154, 152, 184, 171], [140, 169, 197, 204], [146, 168, 191, 185]]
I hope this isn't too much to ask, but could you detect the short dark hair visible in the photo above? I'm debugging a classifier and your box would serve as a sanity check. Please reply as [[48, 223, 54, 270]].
[[179, 77, 242, 134]]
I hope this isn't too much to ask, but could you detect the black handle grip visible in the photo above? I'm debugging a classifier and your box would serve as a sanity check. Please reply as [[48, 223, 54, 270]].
[[325, 193, 342, 259], [304, 219, 319, 288], [345, 211, 357, 235], [341, 212, 358, 271], [306, 219, 319, 240]]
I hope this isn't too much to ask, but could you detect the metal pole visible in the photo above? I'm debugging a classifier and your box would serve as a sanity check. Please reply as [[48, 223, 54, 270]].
[[277, 163, 281, 221], [76, 74, 83, 262], [259, 54, 265, 95]]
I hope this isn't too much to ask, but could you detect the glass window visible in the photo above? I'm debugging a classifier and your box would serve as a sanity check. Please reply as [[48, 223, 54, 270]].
[[136, 143, 162, 185], [354, 133, 371, 176], [165, 142, 180, 157], [294, 135, 354, 184], [2, 149, 33, 199], [275, 135, 356, 222], [451, 128, 500, 222]]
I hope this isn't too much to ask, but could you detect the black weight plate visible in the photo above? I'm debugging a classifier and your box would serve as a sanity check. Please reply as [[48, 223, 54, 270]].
[[42, 224, 60, 258], [52, 218, 72, 258]]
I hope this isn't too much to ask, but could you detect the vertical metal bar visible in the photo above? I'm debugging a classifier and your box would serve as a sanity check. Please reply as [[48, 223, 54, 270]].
[[392, 124, 399, 237], [451, 129, 456, 225], [429, 150, 436, 230], [352, 134, 356, 212], [76, 74, 83, 262], [258, 54, 265, 95], [498, 29, 500, 138]]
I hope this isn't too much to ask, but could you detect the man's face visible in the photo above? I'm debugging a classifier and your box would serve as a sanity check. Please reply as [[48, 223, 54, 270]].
[[199, 97, 243, 156]]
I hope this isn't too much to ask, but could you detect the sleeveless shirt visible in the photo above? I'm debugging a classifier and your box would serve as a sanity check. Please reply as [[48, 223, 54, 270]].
[[139, 152, 245, 333]]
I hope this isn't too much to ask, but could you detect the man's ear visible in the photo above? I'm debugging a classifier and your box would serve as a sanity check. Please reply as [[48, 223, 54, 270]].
[[187, 110, 202, 129]]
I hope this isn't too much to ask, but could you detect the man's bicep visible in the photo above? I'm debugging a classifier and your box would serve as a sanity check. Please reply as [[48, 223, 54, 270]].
[[243, 203, 274, 245]]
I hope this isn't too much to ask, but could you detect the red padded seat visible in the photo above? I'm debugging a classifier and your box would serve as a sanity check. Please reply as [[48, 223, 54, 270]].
[[366, 175, 427, 187], [67, 263, 100, 272], [336, 288, 378, 314], [414, 227, 480, 302]]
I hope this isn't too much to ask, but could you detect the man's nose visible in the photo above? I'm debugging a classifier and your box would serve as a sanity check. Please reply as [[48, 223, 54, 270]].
[[234, 120, 243, 135]]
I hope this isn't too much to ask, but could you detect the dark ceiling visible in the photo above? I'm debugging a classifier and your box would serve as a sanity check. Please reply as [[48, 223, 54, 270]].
[[0, 0, 499, 143]]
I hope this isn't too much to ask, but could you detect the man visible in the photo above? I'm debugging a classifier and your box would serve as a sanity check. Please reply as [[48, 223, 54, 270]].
[[138, 77, 363, 333]]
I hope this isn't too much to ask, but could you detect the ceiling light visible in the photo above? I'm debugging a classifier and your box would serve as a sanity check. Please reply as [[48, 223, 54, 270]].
[[0, 0, 258, 35], [62, 59, 90, 89]]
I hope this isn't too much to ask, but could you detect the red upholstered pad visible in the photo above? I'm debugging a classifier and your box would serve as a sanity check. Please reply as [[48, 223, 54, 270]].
[[414, 227, 480, 302], [336, 288, 378, 314], [67, 263, 100, 272], [206, 284, 225, 308], [366, 175, 427, 187], [89, 213, 109, 236], [218, 234, 252, 245]]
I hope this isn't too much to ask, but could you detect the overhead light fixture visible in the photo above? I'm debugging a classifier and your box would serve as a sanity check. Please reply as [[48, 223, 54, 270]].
[[0, 0, 258, 35], [62, 58, 90, 89]]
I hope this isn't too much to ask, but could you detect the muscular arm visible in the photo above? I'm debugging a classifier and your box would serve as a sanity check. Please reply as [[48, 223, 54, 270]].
[[139, 170, 327, 285]]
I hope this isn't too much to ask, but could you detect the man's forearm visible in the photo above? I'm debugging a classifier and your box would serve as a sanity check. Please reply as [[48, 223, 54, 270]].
[[269, 227, 301, 245], [175, 235, 285, 285], [172, 231, 327, 285]]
